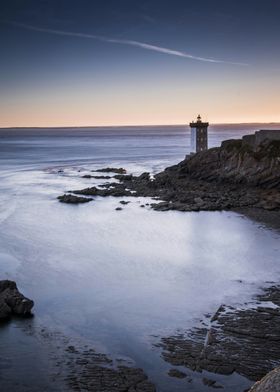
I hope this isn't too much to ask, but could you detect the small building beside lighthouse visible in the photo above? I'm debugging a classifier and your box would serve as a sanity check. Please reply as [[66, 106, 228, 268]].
[[190, 115, 209, 153]]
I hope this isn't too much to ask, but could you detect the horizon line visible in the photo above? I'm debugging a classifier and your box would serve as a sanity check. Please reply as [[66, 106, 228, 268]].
[[1, 121, 280, 130]]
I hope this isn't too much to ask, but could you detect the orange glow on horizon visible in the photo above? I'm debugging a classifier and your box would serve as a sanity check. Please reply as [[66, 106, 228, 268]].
[[1, 73, 279, 128], [1, 106, 279, 128]]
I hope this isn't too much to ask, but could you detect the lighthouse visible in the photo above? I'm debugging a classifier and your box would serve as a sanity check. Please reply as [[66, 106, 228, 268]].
[[189, 115, 209, 153]]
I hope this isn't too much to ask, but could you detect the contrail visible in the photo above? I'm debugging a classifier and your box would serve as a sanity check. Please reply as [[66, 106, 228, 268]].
[[6, 21, 248, 66]]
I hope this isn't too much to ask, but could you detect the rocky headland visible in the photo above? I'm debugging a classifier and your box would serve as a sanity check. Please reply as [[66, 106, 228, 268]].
[[59, 138, 280, 218]]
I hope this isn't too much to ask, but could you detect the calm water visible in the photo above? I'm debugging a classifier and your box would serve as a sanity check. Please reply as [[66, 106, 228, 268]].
[[0, 125, 280, 391], [0, 124, 269, 169]]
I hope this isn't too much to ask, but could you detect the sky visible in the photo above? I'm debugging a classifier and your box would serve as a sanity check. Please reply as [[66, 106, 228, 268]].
[[0, 0, 280, 127]]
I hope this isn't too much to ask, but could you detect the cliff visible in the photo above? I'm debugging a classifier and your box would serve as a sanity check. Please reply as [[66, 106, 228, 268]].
[[63, 137, 280, 214], [167, 138, 280, 189]]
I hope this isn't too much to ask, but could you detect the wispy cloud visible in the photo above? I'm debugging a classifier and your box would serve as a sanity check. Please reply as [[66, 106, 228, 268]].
[[6, 21, 248, 66]]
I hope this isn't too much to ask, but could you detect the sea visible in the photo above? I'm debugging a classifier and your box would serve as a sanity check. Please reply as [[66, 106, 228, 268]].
[[0, 124, 280, 391]]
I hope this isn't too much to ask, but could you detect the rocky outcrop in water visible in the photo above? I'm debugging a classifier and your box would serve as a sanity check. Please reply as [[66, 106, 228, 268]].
[[159, 286, 280, 384], [68, 364, 156, 391], [94, 167, 127, 174], [0, 280, 34, 320], [82, 174, 111, 179], [73, 184, 133, 198], [147, 138, 280, 211], [66, 139, 279, 213], [57, 194, 93, 204], [58, 138, 280, 216], [64, 345, 156, 391]]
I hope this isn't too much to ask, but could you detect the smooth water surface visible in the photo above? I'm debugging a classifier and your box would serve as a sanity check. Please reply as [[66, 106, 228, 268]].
[[0, 125, 279, 391]]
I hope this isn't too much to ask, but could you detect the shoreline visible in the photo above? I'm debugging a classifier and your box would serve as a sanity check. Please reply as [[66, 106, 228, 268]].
[[54, 183, 280, 389], [59, 137, 280, 231], [234, 207, 280, 232], [54, 137, 280, 390], [159, 284, 280, 387], [2, 134, 280, 391]]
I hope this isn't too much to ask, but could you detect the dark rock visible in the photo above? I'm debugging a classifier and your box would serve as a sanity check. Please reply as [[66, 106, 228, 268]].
[[159, 286, 280, 382], [176, 139, 280, 189], [72, 184, 134, 198], [85, 174, 111, 179], [250, 366, 280, 391], [168, 368, 187, 379], [115, 207, 123, 211], [57, 194, 93, 204], [59, 136, 280, 216], [203, 377, 224, 389], [0, 280, 34, 320], [94, 167, 127, 174], [119, 200, 130, 205], [65, 348, 156, 392], [93, 175, 111, 179], [67, 365, 156, 391], [114, 174, 133, 181], [66, 346, 79, 354]]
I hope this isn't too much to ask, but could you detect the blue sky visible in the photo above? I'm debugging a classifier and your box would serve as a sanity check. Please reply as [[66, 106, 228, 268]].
[[1, 0, 280, 126]]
